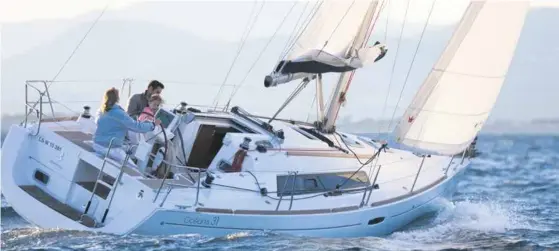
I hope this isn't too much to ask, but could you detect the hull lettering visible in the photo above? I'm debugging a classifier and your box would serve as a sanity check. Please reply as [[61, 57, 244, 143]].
[[184, 216, 220, 226], [37, 136, 62, 151]]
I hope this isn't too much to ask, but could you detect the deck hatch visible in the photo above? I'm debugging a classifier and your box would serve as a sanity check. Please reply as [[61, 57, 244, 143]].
[[276, 171, 370, 197]]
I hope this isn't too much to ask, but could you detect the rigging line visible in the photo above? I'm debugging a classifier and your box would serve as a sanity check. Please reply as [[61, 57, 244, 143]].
[[25, 101, 79, 132], [268, 79, 308, 124], [376, 0, 411, 135], [272, 1, 324, 68], [387, 0, 438, 131], [316, 0, 356, 58], [276, 0, 321, 66], [212, 1, 264, 109], [306, 93, 317, 123], [135, 80, 240, 87], [323, 79, 338, 113], [224, 1, 300, 111], [46, 79, 124, 83], [212, 0, 260, 108], [365, 0, 389, 44], [276, 2, 310, 61], [51, 2, 111, 82], [383, 0, 391, 42], [25, 2, 111, 117], [334, 134, 387, 189], [276, 1, 311, 61]]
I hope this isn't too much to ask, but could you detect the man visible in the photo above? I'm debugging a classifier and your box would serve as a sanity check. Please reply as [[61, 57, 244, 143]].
[[126, 80, 165, 118]]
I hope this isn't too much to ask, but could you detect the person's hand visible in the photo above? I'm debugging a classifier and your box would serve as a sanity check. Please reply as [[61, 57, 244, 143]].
[[154, 119, 162, 126]]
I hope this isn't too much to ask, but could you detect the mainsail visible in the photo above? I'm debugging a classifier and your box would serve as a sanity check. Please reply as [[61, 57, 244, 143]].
[[394, 0, 529, 155], [265, 0, 387, 87]]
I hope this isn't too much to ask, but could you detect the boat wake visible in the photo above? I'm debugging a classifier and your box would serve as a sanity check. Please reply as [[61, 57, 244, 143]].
[[386, 200, 532, 248]]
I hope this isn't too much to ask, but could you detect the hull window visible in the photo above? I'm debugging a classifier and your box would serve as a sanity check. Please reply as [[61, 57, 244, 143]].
[[34, 170, 50, 185], [276, 171, 370, 196], [368, 217, 385, 225]]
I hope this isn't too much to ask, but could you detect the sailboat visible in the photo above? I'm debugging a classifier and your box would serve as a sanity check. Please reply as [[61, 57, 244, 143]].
[[1, 0, 528, 237]]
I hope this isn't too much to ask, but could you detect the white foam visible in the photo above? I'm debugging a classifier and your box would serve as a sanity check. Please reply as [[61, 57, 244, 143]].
[[388, 199, 533, 245]]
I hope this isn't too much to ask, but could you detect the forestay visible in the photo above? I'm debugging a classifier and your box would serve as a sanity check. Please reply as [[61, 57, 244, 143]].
[[394, 0, 529, 155]]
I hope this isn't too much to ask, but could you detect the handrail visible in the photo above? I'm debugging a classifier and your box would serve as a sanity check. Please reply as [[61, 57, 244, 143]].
[[359, 150, 382, 207], [275, 171, 292, 211], [27, 97, 43, 136], [22, 79, 135, 128], [101, 146, 133, 223], [147, 153, 205, 173], [460, 148, 467, 165], [444, 155, 455, 176], [81, 137, 117, 221], [365, 165, 382, 205], [24, 82, 45, 135], [194, 170, 201, 206], [24, 81, 55, 123], [153, 153, 174, 203], [410, 155, 426, 193], [288, 171, 298, 210], [159, 187, 173, 207]]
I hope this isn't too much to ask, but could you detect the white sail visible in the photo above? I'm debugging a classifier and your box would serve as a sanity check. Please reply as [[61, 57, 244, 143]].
[[394, 0, 529, 155], [285, 0, 376, 66], [267, 0, 386, 82]]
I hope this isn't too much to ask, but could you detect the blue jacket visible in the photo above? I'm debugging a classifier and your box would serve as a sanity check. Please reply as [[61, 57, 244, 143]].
[[93, 104, 155, 147]]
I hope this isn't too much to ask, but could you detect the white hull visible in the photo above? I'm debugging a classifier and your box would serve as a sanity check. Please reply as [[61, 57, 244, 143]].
[[1, 110, 469, 238]]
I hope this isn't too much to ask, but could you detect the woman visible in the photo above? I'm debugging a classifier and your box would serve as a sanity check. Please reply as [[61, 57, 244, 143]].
[[93, 87, 160, 164], [138, 94, 163, 122]]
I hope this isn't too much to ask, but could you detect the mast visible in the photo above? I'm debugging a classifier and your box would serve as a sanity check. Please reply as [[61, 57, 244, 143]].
[[320, 1, 379, 133], [315, 74, 325, 122]]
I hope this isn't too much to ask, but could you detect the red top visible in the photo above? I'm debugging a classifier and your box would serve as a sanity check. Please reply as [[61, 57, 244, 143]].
[[138, 107, 155, 121]]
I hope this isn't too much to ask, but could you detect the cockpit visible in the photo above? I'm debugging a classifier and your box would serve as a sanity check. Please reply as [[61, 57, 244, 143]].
[[138, 105, 272, 176]]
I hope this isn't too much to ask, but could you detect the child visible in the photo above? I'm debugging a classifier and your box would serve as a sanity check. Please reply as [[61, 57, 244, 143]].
[[138, 94, 163, 121], [135, 94, 165, 174]]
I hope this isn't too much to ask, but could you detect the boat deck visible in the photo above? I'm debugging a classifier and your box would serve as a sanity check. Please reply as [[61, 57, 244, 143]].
[[55, 130, 95, 152], [138, 174, 195, 190], [19, 185, 97, 228]]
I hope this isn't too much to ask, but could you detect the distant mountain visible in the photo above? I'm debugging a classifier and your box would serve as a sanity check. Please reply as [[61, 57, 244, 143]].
[[335, 117, 559, 135], [481, 119, 559, 135]]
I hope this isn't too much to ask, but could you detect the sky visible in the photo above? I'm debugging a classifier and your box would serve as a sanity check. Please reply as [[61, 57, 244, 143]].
[[2, 0, 558, 24], [1, 0, 559, 124], [1, 0, 476, 43]]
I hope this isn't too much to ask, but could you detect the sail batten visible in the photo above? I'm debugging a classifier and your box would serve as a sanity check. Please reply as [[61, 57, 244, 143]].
[[394, 0, 529, 155]]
